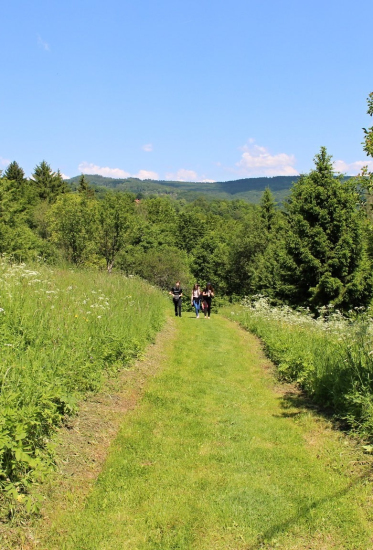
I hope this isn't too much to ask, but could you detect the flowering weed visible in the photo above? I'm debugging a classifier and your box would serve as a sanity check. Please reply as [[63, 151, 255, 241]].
[[227, 296, 373, 438], [0, 259, 167, 518]]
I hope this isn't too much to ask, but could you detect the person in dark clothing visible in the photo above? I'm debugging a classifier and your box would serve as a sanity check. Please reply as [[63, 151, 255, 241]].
[[202, 283, 214, 319], [169, 281, 183, 317]]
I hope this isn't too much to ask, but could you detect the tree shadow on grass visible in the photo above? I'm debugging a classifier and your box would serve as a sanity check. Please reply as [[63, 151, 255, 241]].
[[265, 391, 373, 548], [248, 470, 373, 549], [275, 390, 350, 432]]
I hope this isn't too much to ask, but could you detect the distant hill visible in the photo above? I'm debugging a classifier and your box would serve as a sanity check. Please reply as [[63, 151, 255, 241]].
[[67, 175, 300, 203]]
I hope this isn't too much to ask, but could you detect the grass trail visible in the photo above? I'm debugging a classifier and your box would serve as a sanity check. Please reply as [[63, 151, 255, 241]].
[[43, 315, 373, 549]]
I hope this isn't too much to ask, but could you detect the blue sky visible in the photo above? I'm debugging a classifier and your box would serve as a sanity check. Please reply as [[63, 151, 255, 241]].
[[1, 0, 372, 182]]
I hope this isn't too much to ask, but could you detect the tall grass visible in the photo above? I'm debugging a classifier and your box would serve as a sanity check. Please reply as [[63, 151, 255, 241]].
[[227, 297, 373, 438], [0, 258, 168, 516]]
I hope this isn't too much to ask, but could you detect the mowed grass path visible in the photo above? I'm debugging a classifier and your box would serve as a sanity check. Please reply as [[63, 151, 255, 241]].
[[46, 315, 373, 549]]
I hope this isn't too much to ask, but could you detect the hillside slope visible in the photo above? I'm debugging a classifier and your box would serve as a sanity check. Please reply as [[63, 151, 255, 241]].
[[67, 175, 299, 203]]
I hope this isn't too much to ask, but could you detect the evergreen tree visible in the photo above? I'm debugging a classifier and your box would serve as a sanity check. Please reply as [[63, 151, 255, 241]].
[[31, 161, 68, 202], [54, 170, 69, 197], [282, 147, 373, 309], [4, 161, 25, 185], [78, 174, 95, 198], [259, 187, 277, 233]]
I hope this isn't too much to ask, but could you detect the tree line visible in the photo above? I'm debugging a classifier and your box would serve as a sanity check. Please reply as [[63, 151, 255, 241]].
[[1, 96, 373, 312]]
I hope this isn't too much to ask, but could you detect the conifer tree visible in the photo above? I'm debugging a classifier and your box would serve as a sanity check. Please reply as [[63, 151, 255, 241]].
[[282, 147, 373, 309], [78, 174, 95, 198], [31, 161, 68, 202], [4, 161, 25, 185], [260, 187, 277, 233]]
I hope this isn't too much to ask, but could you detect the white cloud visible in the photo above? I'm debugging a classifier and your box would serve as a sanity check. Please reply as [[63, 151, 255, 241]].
[[235, 141, 298, 177], [78, 162, 158, 180], [142, 143, 153, 152], [0, 156, 10, 167], [333, 159, 373, 175], [37, 34, 50, 51], [165, 169, 215, 183], [134, 169, 159, 180], [61, 173, 70, 180], [166, 169, 198, 181], [78, 162, 130, 179]]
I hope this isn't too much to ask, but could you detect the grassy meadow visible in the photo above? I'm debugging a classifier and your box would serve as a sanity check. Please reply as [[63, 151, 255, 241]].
[[225, 297, 373, 438], [0, 258, 168, 517]]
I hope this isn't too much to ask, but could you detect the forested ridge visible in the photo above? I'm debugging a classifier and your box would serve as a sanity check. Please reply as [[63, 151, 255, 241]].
[[67, 173, 299, 203]]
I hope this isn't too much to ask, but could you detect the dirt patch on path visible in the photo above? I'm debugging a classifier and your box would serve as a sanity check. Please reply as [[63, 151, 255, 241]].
[[1, 318, 176, 550]]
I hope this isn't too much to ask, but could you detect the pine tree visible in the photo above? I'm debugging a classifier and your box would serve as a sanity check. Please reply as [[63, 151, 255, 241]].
[[282, 147, 373, 310], [4, 161, 25, 185], [78, 174, 95, 198], [259, 187, 277, 233], [31, 161, 68, 202]]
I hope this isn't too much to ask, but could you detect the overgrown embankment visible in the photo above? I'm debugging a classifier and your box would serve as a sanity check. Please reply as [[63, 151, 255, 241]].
[[0, 260, 168, 517], [225, 298, 373, 437]]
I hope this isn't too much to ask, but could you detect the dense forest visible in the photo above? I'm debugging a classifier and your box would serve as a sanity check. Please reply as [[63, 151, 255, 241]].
[[1, 94, 373, 312]]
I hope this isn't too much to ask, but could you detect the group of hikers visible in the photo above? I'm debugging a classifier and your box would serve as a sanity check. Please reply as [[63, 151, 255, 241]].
[[169, 282, 215, 319]]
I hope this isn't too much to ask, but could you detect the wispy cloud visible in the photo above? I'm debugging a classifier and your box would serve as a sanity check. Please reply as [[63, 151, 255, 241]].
[[37, 34, 50, 51], [165, 169, 215, 183], [333, 159, 373, 175], [79, 162, 130, 179], [0, 156, 10, 167], [142, 143, 153, 152], [235, 140, 298, 177]]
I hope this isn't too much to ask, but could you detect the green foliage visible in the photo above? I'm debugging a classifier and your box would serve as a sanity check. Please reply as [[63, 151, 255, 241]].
[[283, 147, 373, 310], [0, 177, 52, 261], [117, 246, 192, 289], [363, 92, 373, 159], [66, 173, 298, 203], [229, 298, 373, 437], [0, 261, 167, 518], [31, 161, 68, 202], [4, 161, 25, 185], [259, 186, 277, 232], [77, 173, 95, 198], [49, 194, 99, 265], [97, 192, 134, 271]]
